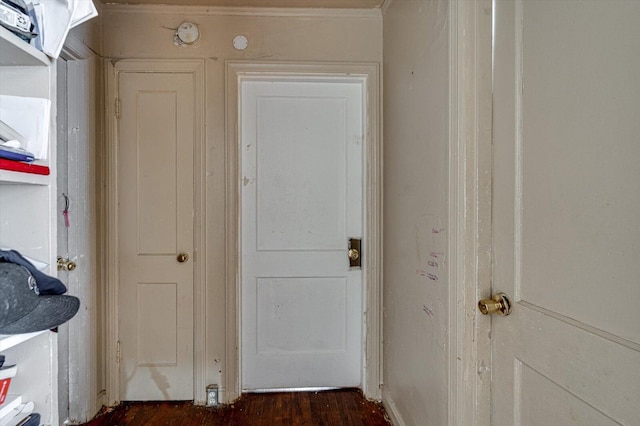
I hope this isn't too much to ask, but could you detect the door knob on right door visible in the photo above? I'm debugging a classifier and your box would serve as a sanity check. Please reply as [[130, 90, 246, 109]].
[[478, 292, 512, 316]]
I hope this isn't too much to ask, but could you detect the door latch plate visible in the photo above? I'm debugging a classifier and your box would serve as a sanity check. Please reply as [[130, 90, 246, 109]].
[[349, 238, 362, 268]]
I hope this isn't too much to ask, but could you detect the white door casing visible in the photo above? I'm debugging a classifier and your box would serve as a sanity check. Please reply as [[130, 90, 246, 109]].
[[115, 64, 202, 401], [490, 1, 640, 424], [240, 78, 364, 390]]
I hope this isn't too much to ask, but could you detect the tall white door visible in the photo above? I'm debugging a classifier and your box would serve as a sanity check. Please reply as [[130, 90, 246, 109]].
[[56, 58, 71, 423], [491, 1, 640, 424], [56, 57, 97, 423], [241, 78, 364, 391], [117, 70, 195, 400]]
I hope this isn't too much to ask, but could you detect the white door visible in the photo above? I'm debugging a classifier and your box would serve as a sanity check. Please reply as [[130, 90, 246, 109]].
[[56, 58, 71, 423], [117, 71, 195, 400], [241, 78, 364, 391], [491, 1, 640, 424], [56, 57, 96, 423]]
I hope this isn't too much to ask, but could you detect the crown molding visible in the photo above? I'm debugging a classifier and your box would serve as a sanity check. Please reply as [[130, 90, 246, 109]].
[[380, 0, 393, 15], [61, 34, 97, 60], [101, 3, 381, 18]]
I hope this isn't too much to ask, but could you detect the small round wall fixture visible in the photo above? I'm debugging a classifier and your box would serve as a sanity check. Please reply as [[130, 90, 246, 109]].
[[175, 22, 200, 46], [233, 35, 249, 51]]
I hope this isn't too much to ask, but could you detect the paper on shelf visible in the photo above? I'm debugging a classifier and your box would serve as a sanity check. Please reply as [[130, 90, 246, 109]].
[[27, 1, 43, 51], [0, 120, 25, 145], [34, 0, 98, 59], [38, 0, 72, 59], [71, 0, 97, 28], [0, 95, 50, 160]]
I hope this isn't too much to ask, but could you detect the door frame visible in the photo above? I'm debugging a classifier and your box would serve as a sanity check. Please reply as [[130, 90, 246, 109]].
[[104, 59, 206, 405], [448, 0, 493, 425], [224, 62, 382, 401]]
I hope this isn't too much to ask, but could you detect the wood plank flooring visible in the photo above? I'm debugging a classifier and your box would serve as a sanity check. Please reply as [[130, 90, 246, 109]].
[[82, 389, 392, 426]]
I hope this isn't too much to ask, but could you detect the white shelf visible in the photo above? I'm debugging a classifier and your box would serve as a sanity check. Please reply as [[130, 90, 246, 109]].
[[0, 26, 48, 67], [0, 394, 22, 419], [0, 332, 46, 352], [0, 170, 49, 185]]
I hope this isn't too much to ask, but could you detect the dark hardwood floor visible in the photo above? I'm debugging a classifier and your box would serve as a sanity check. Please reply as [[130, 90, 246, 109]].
[[82, 389, 392, 426]]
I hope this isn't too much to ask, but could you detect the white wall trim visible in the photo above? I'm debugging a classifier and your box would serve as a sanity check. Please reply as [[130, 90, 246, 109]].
[[448, 1, 493, 425], [224, 61, 382, 402], [380, 0, 393, 16], [101, 3, 381, 18], [104, 59, 118, 406], [105, 59, 207, 405], [61, 35, 97, 61], [382, 387, 407, 426]]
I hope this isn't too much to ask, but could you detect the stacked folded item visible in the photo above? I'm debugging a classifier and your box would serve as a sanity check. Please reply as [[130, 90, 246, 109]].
[[0, 1, 36, 43], [0, 0, 98, 59], [0, 119, 42, 174]]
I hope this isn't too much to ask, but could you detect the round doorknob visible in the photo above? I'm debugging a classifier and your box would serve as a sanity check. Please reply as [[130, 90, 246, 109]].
[[57, 257, 77, 272], [478, 292, 512, 316], [177, 252, 189, 263], [348, 248, 360, 261]]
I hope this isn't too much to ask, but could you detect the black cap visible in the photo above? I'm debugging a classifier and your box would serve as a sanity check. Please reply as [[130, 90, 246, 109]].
[[0, 263, 79, 334]]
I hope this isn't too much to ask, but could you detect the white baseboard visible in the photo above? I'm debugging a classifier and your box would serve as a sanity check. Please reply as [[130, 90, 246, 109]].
[[382, 387, 407, 426]]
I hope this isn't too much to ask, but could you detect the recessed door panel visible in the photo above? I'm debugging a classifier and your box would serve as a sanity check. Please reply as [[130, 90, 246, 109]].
[[256, 277, 347, 354], [136, 91, 178, 255], [255, 96, 347, 251]]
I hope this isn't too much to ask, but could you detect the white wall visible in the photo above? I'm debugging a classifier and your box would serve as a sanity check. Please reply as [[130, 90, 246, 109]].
[[382, 0, 450, 424], [102, 5, 382, 403]]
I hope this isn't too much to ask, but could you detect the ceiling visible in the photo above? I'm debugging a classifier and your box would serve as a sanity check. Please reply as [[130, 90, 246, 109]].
[[99, 0, 385, 8]]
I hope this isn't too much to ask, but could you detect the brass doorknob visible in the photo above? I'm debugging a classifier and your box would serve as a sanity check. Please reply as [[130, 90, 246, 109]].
[[348, 248, 360, 261], [177, 252, 189, 263], [57, 257, 77, 272], [478, 292, 512, 316]]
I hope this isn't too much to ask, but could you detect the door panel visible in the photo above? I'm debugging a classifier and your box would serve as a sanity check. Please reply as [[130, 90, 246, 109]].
[[56, 58, 70, 423], [256, 277, 347, 354], [492, 1, 640, 424], [117, 72, 195, 400], [241, 79, 363, 391], [56, 56, 99, 422], [255, 97, 346, 251]]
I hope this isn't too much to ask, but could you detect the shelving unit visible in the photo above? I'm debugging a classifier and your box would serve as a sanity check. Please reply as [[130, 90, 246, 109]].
[[0, 332, 46, 352], [0, 26, 58, 426], [0, 394, 22, 419], [0, 27, 48, 67]]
